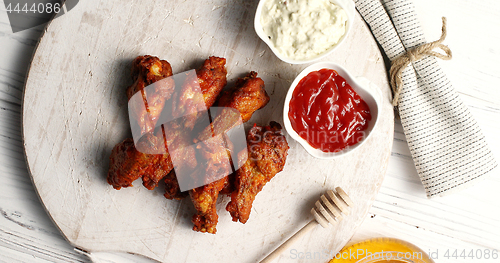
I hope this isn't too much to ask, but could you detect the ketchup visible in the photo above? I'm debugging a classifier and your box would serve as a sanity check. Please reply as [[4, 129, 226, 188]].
[[288, 69, 371, 152]]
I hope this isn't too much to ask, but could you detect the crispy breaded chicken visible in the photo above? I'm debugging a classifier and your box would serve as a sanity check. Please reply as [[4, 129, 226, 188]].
[[226, 121, 289, 224]]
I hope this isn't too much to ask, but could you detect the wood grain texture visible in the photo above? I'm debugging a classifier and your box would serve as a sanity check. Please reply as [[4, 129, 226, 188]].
[[21, 0, 393, 262], [0, 0, 498, 262], [351, 2, 500, 262]]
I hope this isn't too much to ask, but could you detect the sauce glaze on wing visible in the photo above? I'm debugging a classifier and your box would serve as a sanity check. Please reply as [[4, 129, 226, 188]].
[[226, 121, 289, 224]]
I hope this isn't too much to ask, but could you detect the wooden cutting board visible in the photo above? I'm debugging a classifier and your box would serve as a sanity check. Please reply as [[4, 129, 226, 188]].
[[22, 0, 394, 262]]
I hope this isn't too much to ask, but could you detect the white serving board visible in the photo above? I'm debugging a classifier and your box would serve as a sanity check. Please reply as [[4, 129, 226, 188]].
[[22, 1, 394, 262]]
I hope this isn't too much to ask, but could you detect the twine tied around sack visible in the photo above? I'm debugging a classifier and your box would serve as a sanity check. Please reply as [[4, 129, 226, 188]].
[[390, 17, 453, 106]]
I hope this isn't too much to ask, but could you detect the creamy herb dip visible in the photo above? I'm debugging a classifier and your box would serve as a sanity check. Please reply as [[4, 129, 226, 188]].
[[260, 0, 348, 61]]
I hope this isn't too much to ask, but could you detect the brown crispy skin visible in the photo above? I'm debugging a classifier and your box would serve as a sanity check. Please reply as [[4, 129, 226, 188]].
[[198, 57, 228, 108], [164, 169, 189, 200], [190, 177, 228, 234], [188, 124, 234, 234], [172, 56, 227, 129], [218, 173, 236, 196], [107, 138, 149, 190], [127, 55, 173, 100], [108, 55, 175, 190], [216, 71, 270, 122], [226, 121, 289, 224], [127, 56, 174, 135], [107, 132, 164, 190], [142, 153, 173, 191]]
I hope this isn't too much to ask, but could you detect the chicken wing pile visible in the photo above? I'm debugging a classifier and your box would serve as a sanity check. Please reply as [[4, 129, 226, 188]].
[[107, 55, 289, 234]]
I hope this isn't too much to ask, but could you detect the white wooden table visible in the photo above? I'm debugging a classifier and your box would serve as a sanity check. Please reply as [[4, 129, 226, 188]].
[[0, 0, 499, 262]]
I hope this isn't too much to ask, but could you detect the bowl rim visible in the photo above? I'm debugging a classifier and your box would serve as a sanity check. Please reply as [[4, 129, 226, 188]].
[[282, 61, 381, 159], [254, 0, 356, 64]]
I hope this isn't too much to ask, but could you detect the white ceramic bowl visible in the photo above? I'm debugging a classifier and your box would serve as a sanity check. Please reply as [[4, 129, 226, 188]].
[[283, 62, 381, 159], [254, 0, 355, 64]]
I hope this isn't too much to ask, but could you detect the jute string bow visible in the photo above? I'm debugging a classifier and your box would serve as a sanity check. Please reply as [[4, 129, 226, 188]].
[[390, 17, 453, 106]]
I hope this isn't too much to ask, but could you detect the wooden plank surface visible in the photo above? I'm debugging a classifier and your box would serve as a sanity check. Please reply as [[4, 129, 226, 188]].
[[0, 0, 499, 262]]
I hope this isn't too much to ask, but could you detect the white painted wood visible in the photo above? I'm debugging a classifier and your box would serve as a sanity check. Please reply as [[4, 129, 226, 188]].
[[261, 221, 319, 263], [261, 188, 352, 262], [350, 1, 500, 262], [0, 0, 498, 262], [21, 0, 392, 262]]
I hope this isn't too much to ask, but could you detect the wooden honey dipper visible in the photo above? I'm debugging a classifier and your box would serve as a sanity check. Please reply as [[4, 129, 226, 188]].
[[260, 187, 354, 263]]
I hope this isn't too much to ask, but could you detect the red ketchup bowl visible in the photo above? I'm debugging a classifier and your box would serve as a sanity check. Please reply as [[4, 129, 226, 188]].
[[283, 62, 380, 159]]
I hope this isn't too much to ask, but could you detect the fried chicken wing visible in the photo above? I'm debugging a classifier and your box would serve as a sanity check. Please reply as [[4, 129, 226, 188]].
[[216, 71, 270, 122], [188, 117, 237, 233], [193, 71, 270, 180], [187, 140, 237, 233], [127, 56, 174, 135], [110, 56, 225, 192], [218, 173, 235, 195], [226, 121, 289, 224], [127, 55, 174, 100], [107, 138, 149, 190], [141, 116, 203, 190], [107, 132, 165, 190], [172, 57, 227, 129], [198, 57, 228, 108], [109, 56, 175, 190], [109, 120, 198, 191], [190, 177, 228, 234], [162, 57, 228, 199], [165, 110, 236, 232], [162, 127, 228, 202]]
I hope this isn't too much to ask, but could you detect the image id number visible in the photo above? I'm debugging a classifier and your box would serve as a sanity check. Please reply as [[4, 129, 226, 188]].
[[443, 249, 498, 260], [6, 2, 61, 14]]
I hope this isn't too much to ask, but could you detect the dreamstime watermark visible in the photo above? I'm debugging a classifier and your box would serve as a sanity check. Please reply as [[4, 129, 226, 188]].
[[3, 0, 79, 33]]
